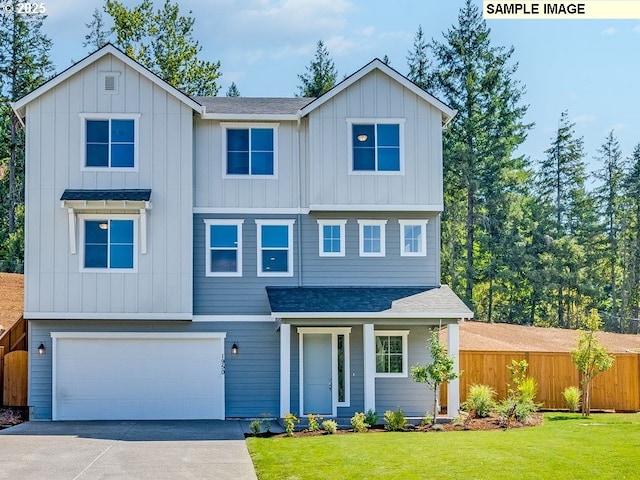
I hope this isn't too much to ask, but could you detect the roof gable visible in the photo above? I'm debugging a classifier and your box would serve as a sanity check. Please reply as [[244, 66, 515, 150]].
[[299, 58, 456, 126], [12, 43, 203, 118]]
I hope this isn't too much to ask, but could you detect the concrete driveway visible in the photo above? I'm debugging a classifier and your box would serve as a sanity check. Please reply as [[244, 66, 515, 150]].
[[0, 420, 257, 480]]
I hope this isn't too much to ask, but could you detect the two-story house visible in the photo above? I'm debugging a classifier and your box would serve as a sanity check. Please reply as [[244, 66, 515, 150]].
[[13, 44, 472, 421]]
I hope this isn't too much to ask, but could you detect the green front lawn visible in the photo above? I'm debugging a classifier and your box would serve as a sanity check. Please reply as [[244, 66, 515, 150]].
[[247, 413, 640, 479]]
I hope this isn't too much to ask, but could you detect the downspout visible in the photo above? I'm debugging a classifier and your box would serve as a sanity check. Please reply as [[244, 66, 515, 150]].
[[296, 115, 303, 286]]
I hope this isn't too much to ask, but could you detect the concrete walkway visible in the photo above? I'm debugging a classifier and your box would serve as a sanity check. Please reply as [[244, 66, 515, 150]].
[[0, 420, 257, 480]]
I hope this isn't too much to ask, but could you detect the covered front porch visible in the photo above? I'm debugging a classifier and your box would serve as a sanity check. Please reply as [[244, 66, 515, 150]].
[[266, 285, 473, 419]]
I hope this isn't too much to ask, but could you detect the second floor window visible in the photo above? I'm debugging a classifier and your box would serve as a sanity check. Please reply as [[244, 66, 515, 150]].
[[226, 127, 276, 176], [351, 122, 401, 172], [86, 119, 135, 168], [256, 219, 295, 276], [205, 220, 243, 277], [358, 220, 387, 257]]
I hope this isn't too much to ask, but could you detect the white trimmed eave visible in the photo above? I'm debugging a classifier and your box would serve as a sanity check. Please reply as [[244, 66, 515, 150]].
[[200, 113, 298, 121], [61, 199, 152, 255], [308, 204, 443, 212], [11, 44, 203, 120], [272, 311, 473, 320], [27, 312, 192, 321], [298, 59, 456, 126]]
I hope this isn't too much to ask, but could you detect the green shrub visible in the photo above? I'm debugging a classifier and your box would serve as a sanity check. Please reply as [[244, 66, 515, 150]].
[[462, 384, 497, 417], [307, 413, 322, 432], [421, 413, 434, 426], [284, 413, 299, 437], [322, 419, 338, 434], [350, 412, 369, 433], [249, 419, 262, 435], [563, 386, 582, 412], [364, 409, 378, 426], [384, 408, 408, 431], [498, 360, 541, 427]]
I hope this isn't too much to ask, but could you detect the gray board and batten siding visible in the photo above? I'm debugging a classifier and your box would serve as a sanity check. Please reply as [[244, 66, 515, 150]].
[[193, 213, 441, 316]]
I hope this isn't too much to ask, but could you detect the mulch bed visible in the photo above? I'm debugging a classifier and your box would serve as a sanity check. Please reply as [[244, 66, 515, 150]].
[[246, 413, 544, 438], [0, 407, 28, 430]]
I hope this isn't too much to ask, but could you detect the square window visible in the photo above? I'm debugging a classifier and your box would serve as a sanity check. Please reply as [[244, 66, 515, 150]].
[[318, 220, 346, 257], [205, 220, 243, 277], [358, 220, 386, 257], [85, 118, 136, 168], [83, 219, 135, 270], [375, 331, 409, 377], [225, 126, 276, 176], [256, 220, 295, 276], [351, 121, 402, 173], [399, 220, 428, 256]]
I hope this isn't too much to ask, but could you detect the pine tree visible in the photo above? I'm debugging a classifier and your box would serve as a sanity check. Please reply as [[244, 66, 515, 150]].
[[406, 25, 430, 90], [621, 144, 640, 332], [226, 82, 240, 97], [429, 0, 530, 311], [84, 8, 111, 50], [296, 40, 337, 97], [105, 0, 221, 96], [0, 11, 53, 272]]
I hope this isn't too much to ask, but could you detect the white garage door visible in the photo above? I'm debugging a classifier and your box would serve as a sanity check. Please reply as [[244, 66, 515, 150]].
[[52, 332, 225, 421]]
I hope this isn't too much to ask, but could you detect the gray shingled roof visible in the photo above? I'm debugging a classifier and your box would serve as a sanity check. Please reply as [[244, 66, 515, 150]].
[[61, 189, 152, 201], [194, 97, 314, 115], [267, 286, 430, 313]]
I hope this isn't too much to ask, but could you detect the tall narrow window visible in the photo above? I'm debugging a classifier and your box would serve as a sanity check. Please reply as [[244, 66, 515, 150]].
[[317, 220, 347, 257], [358, 220, 387, 257], [83, 218, 135, 270], [256, 220, 295, 276], [85, 118, 135, 168], [205, 220, 243, 276], [399, 220, 428, 257], [225, 126, 276, 176]]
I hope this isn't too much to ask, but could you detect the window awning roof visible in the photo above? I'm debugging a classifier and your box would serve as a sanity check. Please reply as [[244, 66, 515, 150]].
[[266, 285, 473, 319], [60, 189, 151, 202]]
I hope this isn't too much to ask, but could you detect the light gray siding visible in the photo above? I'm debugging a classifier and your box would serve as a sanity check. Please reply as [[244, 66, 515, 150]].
[[194, 213, 439, 316], [24, 53, 193, 317], [307, 69, 443, 208], [375, 326, 435, 416], [29, 319, 280, 420], [193, 118, 302, 209]]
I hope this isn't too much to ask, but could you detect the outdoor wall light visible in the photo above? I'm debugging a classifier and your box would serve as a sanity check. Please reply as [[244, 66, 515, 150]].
[[38, 343, 46, 355], [231, 343, 238, 355]]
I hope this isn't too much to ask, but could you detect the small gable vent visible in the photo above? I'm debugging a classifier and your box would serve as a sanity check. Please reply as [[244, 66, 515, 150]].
[[99, 72, 120, 95]]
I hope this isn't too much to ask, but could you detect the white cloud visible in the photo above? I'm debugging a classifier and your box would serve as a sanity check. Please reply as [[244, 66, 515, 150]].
[[601, 27, 617, 36], [607, 123, 626, 133], [572, 114, 596, 125]]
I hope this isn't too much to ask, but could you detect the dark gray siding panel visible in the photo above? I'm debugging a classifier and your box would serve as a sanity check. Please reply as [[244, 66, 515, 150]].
[[375, 326, 435, 417], [193, 213, 439, 316], [29, 319, 280, 420]]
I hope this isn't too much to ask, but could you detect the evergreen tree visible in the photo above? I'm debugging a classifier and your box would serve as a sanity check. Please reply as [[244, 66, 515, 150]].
[[226, 82, 240, 97], [296, 40, 337, 97], [621, 144, 640, 332], [0, 10, 53, 272], [406, 25, 430, 90], [84, 8, 111, 50], [593, 131, 625, 331], [429, 0, 530, 311], [105, 0, 221, 96]]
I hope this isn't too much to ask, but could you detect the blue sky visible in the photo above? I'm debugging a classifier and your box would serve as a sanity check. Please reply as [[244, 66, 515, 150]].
[[44, 0, 639, 171]]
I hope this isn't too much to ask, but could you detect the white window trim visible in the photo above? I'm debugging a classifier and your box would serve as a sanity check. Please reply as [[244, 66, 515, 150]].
[[399, 219, 429, 257], [297, 327, 352, 416], [347, 118, 405, 175], [78, 213, 139, 273], [357, 219, 387, 257], [80, 113, 141, 172], [204, 219, 244, 277], [221, 122, 279, 179], [374, 330, 409, 378], [255, 219, 295, 277], [317, 219, 347, 257]]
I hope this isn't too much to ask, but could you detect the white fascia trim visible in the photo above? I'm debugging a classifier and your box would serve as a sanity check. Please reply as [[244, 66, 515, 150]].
[[202, 113, 297, 121], [272, 312, 473, 320], [26, 312, 193, 320], [310, 204, 443, 212], [297, 327, 353, 334], [51, 331, 226, 340], [317, 219, 347, 257], [194, 207, 310, 214], [193, 315, 274, 322]]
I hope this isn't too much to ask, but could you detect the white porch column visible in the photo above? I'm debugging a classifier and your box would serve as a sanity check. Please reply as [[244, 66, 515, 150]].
[[280, 323, 291, 417], [447, 322, 461, 417], [363, 323, 376, 413]]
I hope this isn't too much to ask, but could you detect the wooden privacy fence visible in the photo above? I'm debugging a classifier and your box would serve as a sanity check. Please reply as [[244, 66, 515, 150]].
[[3, 350, 27, 406], [441, 351, 640, 412]]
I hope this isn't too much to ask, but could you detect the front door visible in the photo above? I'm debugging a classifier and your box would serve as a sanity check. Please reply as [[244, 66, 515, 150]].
[[302, 334, 332, 415]]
